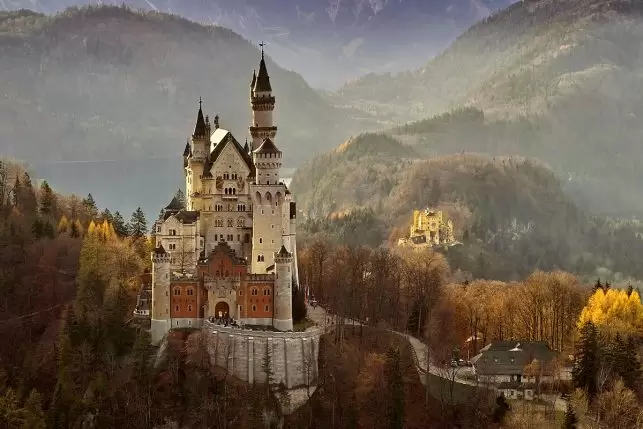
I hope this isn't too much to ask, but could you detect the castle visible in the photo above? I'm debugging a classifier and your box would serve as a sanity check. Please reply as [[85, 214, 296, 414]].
[[149, 47, 299, 344], [398, 208, 455, 247]]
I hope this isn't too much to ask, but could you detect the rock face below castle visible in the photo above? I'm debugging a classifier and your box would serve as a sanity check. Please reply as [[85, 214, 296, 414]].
[[148, 48, 299, 344]]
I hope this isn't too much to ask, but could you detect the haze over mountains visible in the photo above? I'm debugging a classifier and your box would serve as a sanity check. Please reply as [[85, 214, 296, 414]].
[[0, 0, 514, 89], [327, 0, 643, 216]]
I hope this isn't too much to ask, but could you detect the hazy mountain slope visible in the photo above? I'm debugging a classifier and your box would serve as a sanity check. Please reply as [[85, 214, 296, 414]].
[[334, 0, 643, 121], [0, 0, 514, 88], [0, 6, 353, 166], [327, 0, 643, 215]]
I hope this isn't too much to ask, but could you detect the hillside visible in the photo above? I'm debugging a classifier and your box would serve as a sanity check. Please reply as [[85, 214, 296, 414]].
[[329, 0, 643, 215], [0, 6, 355, 167], [291, 135, 643, 281], [1, 0, 514, 89]]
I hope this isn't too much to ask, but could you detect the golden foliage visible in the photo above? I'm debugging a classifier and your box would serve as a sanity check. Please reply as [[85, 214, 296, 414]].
[[57, 215, 69, 234], [577, 289, 643, 338]]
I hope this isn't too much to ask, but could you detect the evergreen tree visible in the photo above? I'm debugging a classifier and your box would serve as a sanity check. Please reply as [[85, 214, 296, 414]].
[[614, 336, 642, 391], [82, 193, 98, 219], [20, 172, 37, 214], [129, 207, 147, 239], [562, 404, 578, 429], [572, 321, 599, 399], [39, 180, 56, 216], [626, 283, 634, 297], [492, 395, 510, 423], [261, 343, 276, 396], [386, 348, 404, 429], [592, 278, 603, 294], [100, 208, 113, 224], [111, 211, 128, 237], [292, 286, 307, 324], [175, 189, 186, 209]]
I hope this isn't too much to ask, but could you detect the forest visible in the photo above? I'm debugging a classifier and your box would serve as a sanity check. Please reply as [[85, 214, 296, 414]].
[[0, 160, 640, 429]]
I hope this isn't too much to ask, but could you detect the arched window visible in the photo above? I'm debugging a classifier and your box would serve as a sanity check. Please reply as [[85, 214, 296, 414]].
[[264, 305, 269, 312], [237, 218, 244, 227], [175, 305, 179, 311], [264, 288, 271, 296], [173, 288, 181, 296], [227, 219, 234, 227], [232, 188, 236, 195], [188, 305, 192, 312], [252, 305, 257, 312], [251, 288, 258, 296], [187, 289, 194, 296]]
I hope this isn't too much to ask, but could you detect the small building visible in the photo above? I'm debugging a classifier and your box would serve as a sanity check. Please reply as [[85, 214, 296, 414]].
[[398, 208, 455, 247], [471, 341, 558, 399]]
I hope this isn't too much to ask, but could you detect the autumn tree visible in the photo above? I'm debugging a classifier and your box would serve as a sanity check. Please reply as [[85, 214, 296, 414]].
[[39, 180, 56, 217], [577, 288, 643, 338], [82, 193, 98, 219]]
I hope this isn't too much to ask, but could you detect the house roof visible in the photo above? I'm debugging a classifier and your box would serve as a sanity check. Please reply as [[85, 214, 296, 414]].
[[164, 196, 183, 212], [472, 341, 557, 376], [162, 209, 199, 223]]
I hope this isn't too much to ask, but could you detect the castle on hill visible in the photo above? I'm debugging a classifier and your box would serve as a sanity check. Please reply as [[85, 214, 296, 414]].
[[149, 47, 299, 344], [398, 208, 455, 247]]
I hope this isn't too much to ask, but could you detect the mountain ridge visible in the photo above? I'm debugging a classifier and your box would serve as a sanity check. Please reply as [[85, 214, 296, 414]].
[[0, 0, 514, 88]]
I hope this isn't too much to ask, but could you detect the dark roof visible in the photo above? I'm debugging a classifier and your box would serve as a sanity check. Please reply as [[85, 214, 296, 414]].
[[253, 137, 281, 154], [243, 139, 249, 154], [193, 102, 207, 139], [472, 341, 557, 376], [153, 244, 167, 255], [266, 264, 275, 272], [250, 69, 256, 89], [253, 53, 272, 92], [200, 241, 247, 265], [183, 140, 191, 157], [164, 196, 183, 211], [175, 210, 199, 224], [277, 245, 291, 257], [209, 129, 255, 178]]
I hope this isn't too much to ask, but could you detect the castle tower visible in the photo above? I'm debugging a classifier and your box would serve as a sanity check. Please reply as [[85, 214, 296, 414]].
[[249, 44, 277, 151], [186, 98, 210, 210], [273, 245, 293, 331], [151, 245, 172, 344]]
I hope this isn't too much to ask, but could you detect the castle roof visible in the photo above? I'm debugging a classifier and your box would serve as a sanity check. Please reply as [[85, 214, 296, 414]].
[[164, 196, 183, 212], [201, 241, 247, 266], [162, 209, 199, 224], [253, 137, 281, 154], [193, 100, 207, 139], [153, 244, 167, 255], [209, 128, 255, 178], [183, 140, 191, 157], [277, 245, 291, 257], [253, 52, 272, 93], [250, 69, 256, 89]]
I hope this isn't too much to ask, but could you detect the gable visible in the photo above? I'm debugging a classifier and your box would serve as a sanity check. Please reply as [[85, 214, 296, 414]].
[[209, 129, 255, 178]]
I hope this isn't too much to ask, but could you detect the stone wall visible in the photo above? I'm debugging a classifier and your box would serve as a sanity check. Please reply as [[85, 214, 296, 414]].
[[204, 321, 321, 388]]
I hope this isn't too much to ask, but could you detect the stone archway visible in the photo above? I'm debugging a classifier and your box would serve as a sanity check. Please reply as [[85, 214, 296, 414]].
[[214, 301, 230, 318]]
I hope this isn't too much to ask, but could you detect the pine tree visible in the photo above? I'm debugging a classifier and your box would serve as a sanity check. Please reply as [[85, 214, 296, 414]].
[[614, 336, 642, 391], [175, 189, 186, 209], [572, 321, 599, 399], [562, 404, 578, 429], [129, 207, 147, 238], [111, 211, 128, 237], [626, 283, 634, 297], [592, 278, 603, 294], [100, 208, 113, 224], [20, 172, 37, 214], [39, 180, 56, 216], [82, 193, 98, 219]]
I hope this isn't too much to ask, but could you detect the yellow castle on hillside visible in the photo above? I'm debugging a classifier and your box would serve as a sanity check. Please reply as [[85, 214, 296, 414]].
[[398, 208, 455, 247]]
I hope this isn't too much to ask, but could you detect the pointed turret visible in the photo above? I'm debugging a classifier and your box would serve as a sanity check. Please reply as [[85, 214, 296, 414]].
[[243, 138, 249, 154], [250, 69, 256, 90], [253, 49, 272, 93], [193, 97, 207, 139], [183, 140, 191, 157]]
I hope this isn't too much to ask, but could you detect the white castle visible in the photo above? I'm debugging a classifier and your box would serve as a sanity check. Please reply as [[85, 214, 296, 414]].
[[149, 47, 299, 344]]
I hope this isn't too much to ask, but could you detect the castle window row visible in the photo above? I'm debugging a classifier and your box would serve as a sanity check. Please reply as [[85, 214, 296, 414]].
[[257, 254, 265, 262], [173, 287, 195, 296], [213, 233, 249, 243], [224, 188, 237, 195], [174, 304, 193, 312], [222, 173, 238, 180], [249, 288, 271, 296]]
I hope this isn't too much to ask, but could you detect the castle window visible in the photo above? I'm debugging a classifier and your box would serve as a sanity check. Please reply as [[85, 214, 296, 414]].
[[261, 209, 264, 215], [215, 270, 220, 276], [227, 234, 233, 241], [265, 305, 269, 312], [275, 202, 278, 207], [173, 288, 181, 296], [252, 305, 257, 312], [175, 305, 179, 311], [271, 224, 274, 229], [224, 173, 229, 180], [156, 226, 161, 233], [214, 234, 218, 241], [259, 238, 263, 244], [225, 188, 229, 195], [264, 288, 271, 296], [188, 305, 192, 312], [237, 218, 244, 227], [232, 173, 238, 180], [252, 288, 258, 296], [271, 240, 275, 244], [187, 289, 194, 296], [232, 188, 236, 195], [215, 219, 223, 227], [227, 219, 234, 227], [272, 210, 275, 215], [239, 290, 243, 296]]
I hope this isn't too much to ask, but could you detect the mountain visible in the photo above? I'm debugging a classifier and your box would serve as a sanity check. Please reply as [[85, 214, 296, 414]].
[[330, 0, 643, 215], [0, 6, 355, 168], [0, 0, 515, 89]]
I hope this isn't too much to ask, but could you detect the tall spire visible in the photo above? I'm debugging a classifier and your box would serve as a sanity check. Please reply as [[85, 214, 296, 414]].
[[250, 69, 256, 89], [253, 42, 272, 93], [193, 96, 206, 138]]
